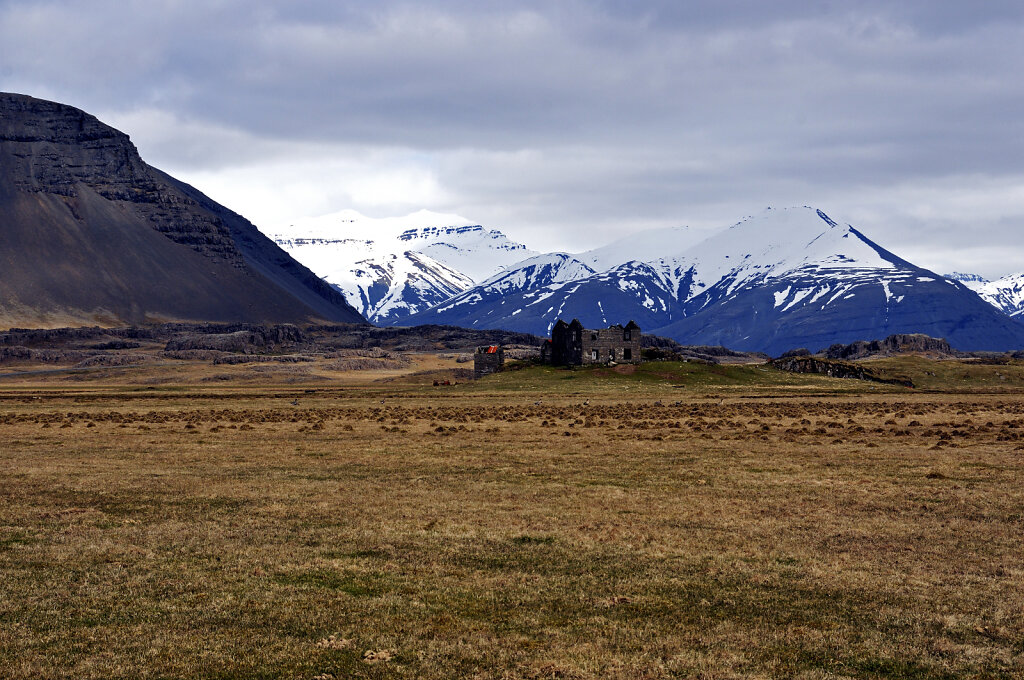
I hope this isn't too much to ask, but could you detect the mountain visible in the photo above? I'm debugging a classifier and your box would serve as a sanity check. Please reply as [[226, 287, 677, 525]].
[[947, 272, 1024, 320], [268, 209, 537, 324], [399, 207, 1024, 354], [0, 93, 363, 329]]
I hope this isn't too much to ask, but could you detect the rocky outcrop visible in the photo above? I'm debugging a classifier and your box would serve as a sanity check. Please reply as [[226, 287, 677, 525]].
[[165, 325, 306, 354], [823, 334, 956, 360], [0, 346, 92, 364], [769, 356, 914, 387], [0, 326, 129, 347], [0, 322, 546, 371], [212, 354, 316, 365], [308, 324, 542, 351]]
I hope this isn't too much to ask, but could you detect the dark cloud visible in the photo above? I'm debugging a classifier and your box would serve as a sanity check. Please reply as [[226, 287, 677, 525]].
[[2, 1, 1023, 277]]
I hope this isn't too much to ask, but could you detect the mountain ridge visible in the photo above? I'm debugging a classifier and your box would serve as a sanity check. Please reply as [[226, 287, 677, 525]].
[[393, 207, 1024, 354], [265, 203, 1024, 353]]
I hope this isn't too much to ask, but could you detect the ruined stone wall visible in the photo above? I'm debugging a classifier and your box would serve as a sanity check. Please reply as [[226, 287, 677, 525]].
[[580, 327, 641, 364], [550, 326, 583, 366]]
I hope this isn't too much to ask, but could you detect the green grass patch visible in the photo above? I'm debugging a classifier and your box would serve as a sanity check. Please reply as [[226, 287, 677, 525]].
[[511, 534, 555, 545], [473, 356, 1024, 396], [865, 356, 1024, 392], [472, 360, 886, 394]]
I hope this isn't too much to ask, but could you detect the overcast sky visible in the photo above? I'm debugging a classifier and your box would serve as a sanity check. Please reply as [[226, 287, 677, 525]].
[[2, 1, 1023, 278]]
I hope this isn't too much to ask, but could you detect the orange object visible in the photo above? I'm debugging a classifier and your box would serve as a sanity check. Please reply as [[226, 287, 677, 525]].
[[487, 346, 498, 354]]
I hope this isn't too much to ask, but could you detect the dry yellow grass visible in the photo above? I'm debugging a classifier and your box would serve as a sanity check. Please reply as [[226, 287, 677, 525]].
[[1, 362, 1023, 678]]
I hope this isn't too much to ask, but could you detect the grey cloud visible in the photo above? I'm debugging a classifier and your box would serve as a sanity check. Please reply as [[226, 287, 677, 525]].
[[2, 1, 1023, 277]]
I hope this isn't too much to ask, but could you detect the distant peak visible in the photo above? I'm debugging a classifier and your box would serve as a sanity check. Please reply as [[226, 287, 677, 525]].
[[946, 272, 989, 284]]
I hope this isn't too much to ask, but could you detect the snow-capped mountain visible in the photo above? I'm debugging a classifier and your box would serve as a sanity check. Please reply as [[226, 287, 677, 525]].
[[401, 207, 1024, 354], [948, 272, 1024, 320], [946, 272, 990, 288], [268, 209, 537, 324], [978, 273, 1024, 319]]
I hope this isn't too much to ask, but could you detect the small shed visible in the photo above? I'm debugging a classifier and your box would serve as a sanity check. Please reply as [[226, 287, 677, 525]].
[[473, 345, 504, 378]]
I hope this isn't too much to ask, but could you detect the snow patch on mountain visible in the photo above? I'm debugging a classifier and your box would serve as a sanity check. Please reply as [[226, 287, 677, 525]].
[[578, 225, 707, 271]]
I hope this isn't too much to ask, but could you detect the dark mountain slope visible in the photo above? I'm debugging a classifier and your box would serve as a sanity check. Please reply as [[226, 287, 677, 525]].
[[650, 272, 1024, 356], [0, 93, 363, 329]]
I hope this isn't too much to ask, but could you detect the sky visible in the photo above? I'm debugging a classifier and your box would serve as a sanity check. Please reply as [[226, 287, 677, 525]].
[[2, 0, 1023, 278]]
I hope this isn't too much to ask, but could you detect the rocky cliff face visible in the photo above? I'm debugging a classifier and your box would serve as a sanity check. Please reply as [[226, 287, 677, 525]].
[[823, 333, 956, 360], [0, 93, 363, 328], [0, 93, 241, 263]]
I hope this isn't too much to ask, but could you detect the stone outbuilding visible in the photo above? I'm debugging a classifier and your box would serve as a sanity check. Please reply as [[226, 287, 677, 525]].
[[473, 345, 504, 378], [545, 319, 641, 366]]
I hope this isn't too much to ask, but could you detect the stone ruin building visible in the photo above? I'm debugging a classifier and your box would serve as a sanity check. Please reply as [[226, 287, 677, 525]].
[[473, 345, 504, 378], [541, 319, 641, 366]]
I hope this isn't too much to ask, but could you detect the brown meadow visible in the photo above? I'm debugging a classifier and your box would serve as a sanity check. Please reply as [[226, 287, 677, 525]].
[[1, 357, 1023, 679]]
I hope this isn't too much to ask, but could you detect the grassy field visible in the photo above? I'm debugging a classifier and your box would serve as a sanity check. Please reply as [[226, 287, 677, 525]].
[[1, 358, 1023, 678]]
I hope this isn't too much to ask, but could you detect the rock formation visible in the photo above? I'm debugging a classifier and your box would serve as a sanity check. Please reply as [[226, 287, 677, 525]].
[[823, 334, 956, 360], [769, 355, 914, 387]]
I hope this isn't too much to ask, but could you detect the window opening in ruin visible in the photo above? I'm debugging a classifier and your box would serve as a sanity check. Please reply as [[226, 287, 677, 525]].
[[623, 348, 632, 360]]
